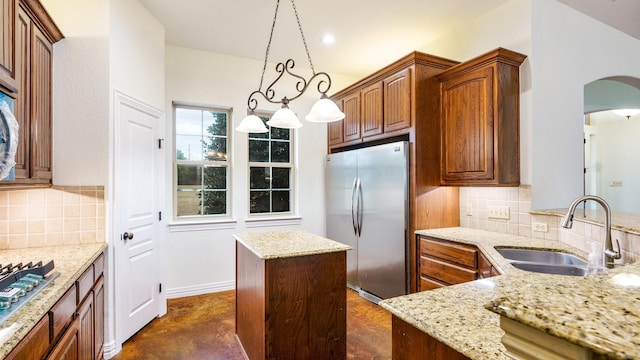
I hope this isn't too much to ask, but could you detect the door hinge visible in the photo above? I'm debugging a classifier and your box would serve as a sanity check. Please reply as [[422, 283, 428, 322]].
[[158, 211, 162, 221], [158, 138, 164, 149], [159, 283, 162, 293]]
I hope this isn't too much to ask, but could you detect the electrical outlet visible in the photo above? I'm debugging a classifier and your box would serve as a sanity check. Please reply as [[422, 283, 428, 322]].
[[488, 205, 510, 220], [465, 203, 473, 216], [532, 222, 548, 232]]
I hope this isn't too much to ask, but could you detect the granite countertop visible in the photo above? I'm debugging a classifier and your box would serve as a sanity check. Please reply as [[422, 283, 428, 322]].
[[0, 243, 106, 359], [233, 230, 352, 260], [380, 227, 640, 360]]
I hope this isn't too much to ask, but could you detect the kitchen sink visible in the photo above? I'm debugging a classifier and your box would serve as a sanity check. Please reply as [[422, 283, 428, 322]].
[[495, 247, 588, 276], [496, 248, 587, 266], [510, 262, 588, 276]]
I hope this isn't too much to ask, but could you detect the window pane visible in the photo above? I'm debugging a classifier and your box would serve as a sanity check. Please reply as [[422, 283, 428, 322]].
[[204, 111, 227, 136], [272, 168, 290, 189], [176, 134, 204, 161], [177, 164, 201, 186], [204, 137, 227, 161], [271, 127, 290, 140], [249, 140, 269, 162], [204, 166, 226, 189], [175, 108, 203, 135], [250, 191, 270, 213], [250, 167, 270, 189], [271, 141, 290, 163], [202, 191, 226, 215], [176, 189, 202, 217], [272, 191, 290, 212]]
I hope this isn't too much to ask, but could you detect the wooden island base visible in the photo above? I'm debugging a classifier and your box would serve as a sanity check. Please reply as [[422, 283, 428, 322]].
[[234, 230, 350, 360]]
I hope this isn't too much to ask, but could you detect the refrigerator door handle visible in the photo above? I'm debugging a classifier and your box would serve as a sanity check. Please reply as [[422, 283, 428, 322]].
[[351, 177, 358, 235], [357, 178, 363, 237]]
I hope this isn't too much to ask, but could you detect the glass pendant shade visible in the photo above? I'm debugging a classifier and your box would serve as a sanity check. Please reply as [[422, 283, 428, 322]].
[[305, 98, 345, 123], [267, 106, 303, 129], [612, 109, 640, 118], [236, 114, 269, 133]]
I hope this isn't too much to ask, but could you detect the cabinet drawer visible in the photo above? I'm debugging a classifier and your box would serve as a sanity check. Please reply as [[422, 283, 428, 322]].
[[419, 276, 448, 291], [420, 236, 478, 268], [420, 256, 478, 285], [77, 264, 94, 303], [93, 253, 105, 279], [6, 314, 50, 360], [50, 285, 77, 343]]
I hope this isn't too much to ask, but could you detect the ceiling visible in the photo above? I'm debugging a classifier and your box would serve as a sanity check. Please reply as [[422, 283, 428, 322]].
[[138, 0, 640, 78]]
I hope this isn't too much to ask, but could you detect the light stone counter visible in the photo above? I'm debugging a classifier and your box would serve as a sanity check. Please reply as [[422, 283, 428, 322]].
[[380, 227, 639, 360], [0, 243, 106, 359], [233, 230, 352, 259]]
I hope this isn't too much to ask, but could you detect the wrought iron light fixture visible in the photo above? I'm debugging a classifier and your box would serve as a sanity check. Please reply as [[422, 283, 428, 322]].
[[235, 0, 345, 133]]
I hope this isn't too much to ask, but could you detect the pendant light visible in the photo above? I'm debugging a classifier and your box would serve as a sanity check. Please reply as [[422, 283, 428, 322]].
[[612, 108, 640, 119], [235, 0, 345, 133]]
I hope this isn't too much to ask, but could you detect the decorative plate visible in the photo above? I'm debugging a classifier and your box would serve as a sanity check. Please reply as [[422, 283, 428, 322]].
[[0, 101, 18, 180]]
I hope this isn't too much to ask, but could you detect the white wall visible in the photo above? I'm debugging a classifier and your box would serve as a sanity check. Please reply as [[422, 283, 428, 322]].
[[530, 0, 640, 209], [162, 45, 357, 295], [43, 0, 110, 186]]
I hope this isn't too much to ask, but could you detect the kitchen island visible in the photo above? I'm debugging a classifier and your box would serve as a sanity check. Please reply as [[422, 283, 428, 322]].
[[380, 227, 640, 360], [234, 230, 351, 360], [0, 243, 106, 359]]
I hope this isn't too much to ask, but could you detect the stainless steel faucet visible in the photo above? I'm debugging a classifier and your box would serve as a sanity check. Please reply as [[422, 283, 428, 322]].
[[561, 195, 621, 269]]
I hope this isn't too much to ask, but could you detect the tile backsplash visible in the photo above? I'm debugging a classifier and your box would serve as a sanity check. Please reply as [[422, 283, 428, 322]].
[[460, 185, 640, 264], [0, 186, 105, 250]]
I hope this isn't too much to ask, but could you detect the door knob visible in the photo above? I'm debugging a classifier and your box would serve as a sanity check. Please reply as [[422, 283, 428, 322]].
[[123, 232, 134, 241]]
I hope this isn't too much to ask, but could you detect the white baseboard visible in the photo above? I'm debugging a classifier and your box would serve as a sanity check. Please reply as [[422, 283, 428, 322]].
[[164, 280, 235, 299], [102, 340, 118, 359]]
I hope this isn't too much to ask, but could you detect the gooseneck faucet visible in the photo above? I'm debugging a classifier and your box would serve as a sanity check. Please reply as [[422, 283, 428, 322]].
[[561, 195, 621, 269]]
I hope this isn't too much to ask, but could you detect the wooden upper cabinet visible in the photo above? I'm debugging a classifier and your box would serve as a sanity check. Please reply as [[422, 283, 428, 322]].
[[383, 68, 412, 132], [342, 91, 361, 143], [0, 0, 17, 95], [328, 101, 344, 146], [361, 82, 383, 137], [438, 48, 526, 186], [0, 0, 62, 187]]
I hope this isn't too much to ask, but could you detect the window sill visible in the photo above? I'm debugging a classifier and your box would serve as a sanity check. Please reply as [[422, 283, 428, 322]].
[[168, 219, 238, 232], [244, 216, 302, 228]]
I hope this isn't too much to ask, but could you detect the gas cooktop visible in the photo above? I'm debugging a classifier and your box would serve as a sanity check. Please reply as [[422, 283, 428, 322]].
[[0, 260, 60, 325]]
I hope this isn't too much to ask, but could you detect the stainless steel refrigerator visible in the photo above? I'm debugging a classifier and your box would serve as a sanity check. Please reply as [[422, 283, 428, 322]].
[[326, 141, 409, 303]]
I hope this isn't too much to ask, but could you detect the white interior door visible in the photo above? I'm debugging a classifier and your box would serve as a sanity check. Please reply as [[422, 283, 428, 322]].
[[114, 92, 164, 344]]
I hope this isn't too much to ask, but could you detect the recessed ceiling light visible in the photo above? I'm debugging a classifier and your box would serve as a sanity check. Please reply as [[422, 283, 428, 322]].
[[322, 34, 335, 45]]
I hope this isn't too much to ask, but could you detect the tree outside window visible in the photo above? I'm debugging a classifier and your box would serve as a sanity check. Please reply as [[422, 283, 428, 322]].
[[175, 105, 230, 218], [248, 114, 293, 214]]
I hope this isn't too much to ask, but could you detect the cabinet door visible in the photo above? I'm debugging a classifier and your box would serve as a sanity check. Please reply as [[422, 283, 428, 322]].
[[12, 5, 29, 179], [440, 66, 494, 183], [328, 101, 344, 146], [78, 290, 95, 360], [361, 82, 383, 137], [47, 319, 79, 360], [342, 92, 361, 142], [94, 276, 105, 360], [384, 68, 412, 132], [0, 0, 17, 93], [29, 23, 53, 180]]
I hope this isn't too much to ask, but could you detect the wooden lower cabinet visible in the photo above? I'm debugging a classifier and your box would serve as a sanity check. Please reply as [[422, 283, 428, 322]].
[[47, 319, 79, 360], [6, 314, 50, 360], [392, 315, 470, 360], [418, 235, 498, 291], [6, 253, 105, 360]]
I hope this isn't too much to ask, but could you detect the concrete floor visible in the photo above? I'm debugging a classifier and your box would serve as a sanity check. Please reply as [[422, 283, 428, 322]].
[[112, 289, 391, 359]]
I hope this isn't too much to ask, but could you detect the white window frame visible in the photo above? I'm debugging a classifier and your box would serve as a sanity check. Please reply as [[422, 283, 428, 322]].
[[171, 102, 234, 228], [246, 111, 297, 221]]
